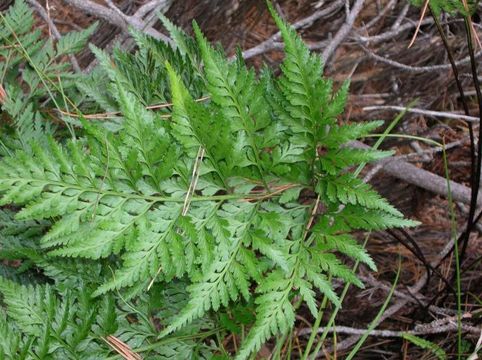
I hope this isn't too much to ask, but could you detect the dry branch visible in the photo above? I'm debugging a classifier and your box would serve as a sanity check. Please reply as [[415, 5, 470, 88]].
[[299, 314, 479, 338], [241, 0, 344, 60], [322, 0, 365, 63], [364, 105, 480, 122], [61, 0, 172, 44], [358, 42, 482, 73], [352, 140, 479, 207]]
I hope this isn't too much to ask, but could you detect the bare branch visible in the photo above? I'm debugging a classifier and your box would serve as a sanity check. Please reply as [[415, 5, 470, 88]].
[[358, 42, 482, 73], [392, 2, 411, 30], [241, 0, 344, 60], [363, 105, 480, 122], [351, 140, 480, 207], [359, 0, 397, 31], [135, 0, 170, 19], [322, 0, 366, 63], [61, 0, 172, 44], [357, 18, 434, 45], [299, 313, 479, 337]]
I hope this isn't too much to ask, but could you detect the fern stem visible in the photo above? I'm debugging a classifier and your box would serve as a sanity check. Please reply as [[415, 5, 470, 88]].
[[429, 6, 478, 286], [459, 9, 482, 269], [307, 234, 371, 359], [105, 328, 223, 356], [353, 104, 408, 178], [441, 138, 462, 359], [4, 178, 293, 204], [300, 279, 330, 360], [345, 258, 401, 360]]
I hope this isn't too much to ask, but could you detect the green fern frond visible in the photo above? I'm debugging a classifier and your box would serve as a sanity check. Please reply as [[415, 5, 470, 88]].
[[160, 202, 258, 337], [0, 2, 420, 358], [55, 22, 97, 56], [236, 274, 295, 360], [0, 277, 49, 336], [193, 22, 270, 184], [402, 333, 447, 360], [317, 174, 403, 216]]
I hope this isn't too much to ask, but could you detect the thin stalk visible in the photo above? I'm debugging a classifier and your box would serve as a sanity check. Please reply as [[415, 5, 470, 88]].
[[459, 13, 482, 264], [300, 277, 330, 360], [345, 258, 401, 360], [272, 332, 289, 360], [366, 133, 442, 147], [441, 138, 463, 359], [354, 101, 413, 178], [430, 7, 477, 271], [305, 235, 371, 360]]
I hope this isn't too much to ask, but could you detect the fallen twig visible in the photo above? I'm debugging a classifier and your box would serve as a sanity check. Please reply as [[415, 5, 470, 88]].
[[61, 0, 172, 43], [299, 312, 478, 338], [322, 0, 366, 63], [363, 105, 480, 122], [358, 42, 482, 73], [352, 140, 480, 207], [240, 0, 344, 60]]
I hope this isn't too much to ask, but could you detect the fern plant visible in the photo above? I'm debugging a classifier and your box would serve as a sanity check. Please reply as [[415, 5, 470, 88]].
[[0, 2, 418, 358], [0, 274, 217, 359], [0, 0, 96, 151]]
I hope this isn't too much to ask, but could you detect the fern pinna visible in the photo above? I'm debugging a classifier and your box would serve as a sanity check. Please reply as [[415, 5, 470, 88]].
[[0, 3, 417, 359]]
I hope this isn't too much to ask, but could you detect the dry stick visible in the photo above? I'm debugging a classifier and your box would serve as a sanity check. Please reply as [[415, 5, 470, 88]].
[[103, 335, 142, 360], [83, 2, 168, 74], [358, 42, 482, 73], [391, 2, 410, 30], [322, 0, 365, 64], [26, 0, 81, 72], [363, 105, 480, 122], [299, 317, 479, 338], [360, 264, 470, 315], [351, 140, 481, 207], [182, 146, 205, 216], [358, 274, 428, 305], [61, 0, 172, 44], [240, 0, 344, 60], [52, 18, 83, 31], [103, 0, 131, 24], [457, 202, 482, 233], [357, 18, 434, 44], [397, 138, 468, 162], [408, 0, 430, 48], [359, 0, 397, 31], [135, 0, 171, 19]]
